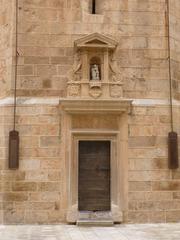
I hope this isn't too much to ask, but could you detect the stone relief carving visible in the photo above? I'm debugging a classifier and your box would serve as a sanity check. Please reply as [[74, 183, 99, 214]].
[[89, 86, 102, 98], [68, 51, 82, 82], [67, 83, 81, 97], [89, 80, 101, 89], [66, 33, 123, 99], [21, 78, 40, 89], [109, 55, 123, 83], [109, 54, 124, 98], [110, 84, 123, 98], [67, 51, 82, 97]]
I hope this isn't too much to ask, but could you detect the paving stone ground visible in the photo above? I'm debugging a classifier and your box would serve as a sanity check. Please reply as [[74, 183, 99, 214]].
[[0, 223, 180, 240]]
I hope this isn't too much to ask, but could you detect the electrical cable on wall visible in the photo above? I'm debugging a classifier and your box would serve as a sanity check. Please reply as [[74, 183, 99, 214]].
[[8, 0, 19, 169], [166, 0, 179, 169], [166, 0, 174, 132], [13, 0, 19, 131]]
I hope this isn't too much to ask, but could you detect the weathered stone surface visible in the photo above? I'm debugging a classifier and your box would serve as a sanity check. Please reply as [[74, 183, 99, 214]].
[[129, 136, 157, 148], [72, 114, 119, 130], [129, 181, 151, 191], [0, 0, 14, 98], [0, 0, 180, 225], [128, 170, 170, 181], [127, 211, 149, 223], [40, 136, 59, 147], [152, 181, 180, 191], [37, 182, 60, 192], [129, 192, 173, 201], [3, 193, 28, 202], [12, 182, 37, 192], [166, 211, 180, 222]]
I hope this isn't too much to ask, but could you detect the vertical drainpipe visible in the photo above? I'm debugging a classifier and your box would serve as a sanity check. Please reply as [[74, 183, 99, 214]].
[[166, 0, 179, 169], [8, 0, 19, 169]]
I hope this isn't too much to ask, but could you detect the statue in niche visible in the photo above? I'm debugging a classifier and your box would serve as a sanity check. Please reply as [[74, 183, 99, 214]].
[[90, 64, 100, 80]]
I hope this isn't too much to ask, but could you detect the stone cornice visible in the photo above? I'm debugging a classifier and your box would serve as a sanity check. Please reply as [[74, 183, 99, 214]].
[[0, 97, 180, 107], [59, 99, 132, 114]]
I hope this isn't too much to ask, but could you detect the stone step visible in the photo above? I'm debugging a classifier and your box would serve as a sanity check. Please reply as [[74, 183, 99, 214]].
[[77, 211, 114, 226], [78, 211, 112, 219], [77, 219, 114, 227]]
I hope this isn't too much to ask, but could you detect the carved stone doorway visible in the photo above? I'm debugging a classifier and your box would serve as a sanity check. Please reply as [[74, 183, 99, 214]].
[[78, 140, 111, 211], [60, 99, 131, 223], [60, 33, 131, 224]]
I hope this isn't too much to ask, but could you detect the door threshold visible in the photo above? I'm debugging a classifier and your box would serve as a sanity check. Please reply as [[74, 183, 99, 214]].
[[77, 219, 113, 226], [77, 211, 113, 226]]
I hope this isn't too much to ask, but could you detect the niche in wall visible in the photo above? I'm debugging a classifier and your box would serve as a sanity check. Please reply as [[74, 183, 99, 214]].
[[89, 57, 101, 81], [89, 0, 106, 14], [67, 33, 124, 99]]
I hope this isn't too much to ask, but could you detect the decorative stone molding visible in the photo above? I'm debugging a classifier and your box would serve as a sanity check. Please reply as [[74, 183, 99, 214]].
[[60, 99, 132, 114], [67, 83, 81, 97], [60, 99, 131, 223], [110, 84, 123, 98], [89, 86, 102, 98], [68, 51, 82, 82], [62, 34, 130, 224], [109, 54, 123, 83], [74, 33, 118, 49], [67, 33, 124, 99]]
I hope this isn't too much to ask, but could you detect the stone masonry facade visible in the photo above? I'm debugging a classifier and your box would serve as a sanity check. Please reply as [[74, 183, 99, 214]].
[[0, 0, 180, 224]]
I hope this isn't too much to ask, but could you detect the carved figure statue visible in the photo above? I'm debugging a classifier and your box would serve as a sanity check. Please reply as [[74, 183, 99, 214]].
[[73, 51, 82, 74], [109, 56, 123, 83], [91, 64, 100, 80], [68, 51, 82, 82]]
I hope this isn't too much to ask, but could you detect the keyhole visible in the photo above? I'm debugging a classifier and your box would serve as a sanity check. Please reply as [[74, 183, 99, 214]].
[[92, 0, 96, 14]]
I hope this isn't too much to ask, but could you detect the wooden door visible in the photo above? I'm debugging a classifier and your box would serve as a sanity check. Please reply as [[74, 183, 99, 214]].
[[78, 141, 110, 211]]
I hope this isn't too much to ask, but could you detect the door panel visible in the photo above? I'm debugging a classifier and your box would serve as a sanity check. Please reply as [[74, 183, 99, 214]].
[[78, 141, 110, 211]]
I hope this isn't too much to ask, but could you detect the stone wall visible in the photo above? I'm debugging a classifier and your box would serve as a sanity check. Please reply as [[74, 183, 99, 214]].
[[2, 101, 65, 224], [16, 0, 169, 99], [1, 100, 180, 224], [0, 0, 15, 98], [0, 0, 15, 223], [127, 103, 180, 223], [169, 0, 180, 140], [0, 0, 180, 224], [170, 0, 180, 101]]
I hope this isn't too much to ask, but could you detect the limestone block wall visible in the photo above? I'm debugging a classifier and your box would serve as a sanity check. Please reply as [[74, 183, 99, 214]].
[[170, 0, 180, 101], [16, 0, 169, 99], [1, 100, 179, 224], [169, 0, 180, 147], [127, 103, 180, 223], [0, 0, 180, 224], [0, 0, 15, 98], [2, 102, 65, 224]]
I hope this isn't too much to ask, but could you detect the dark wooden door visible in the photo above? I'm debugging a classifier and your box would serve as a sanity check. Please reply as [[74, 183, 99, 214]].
[[78, 141, 110, 211]]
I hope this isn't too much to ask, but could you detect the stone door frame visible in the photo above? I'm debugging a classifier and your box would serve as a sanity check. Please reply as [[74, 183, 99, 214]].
[[60, 99, 131, 223], [72, 133, 122, 222]]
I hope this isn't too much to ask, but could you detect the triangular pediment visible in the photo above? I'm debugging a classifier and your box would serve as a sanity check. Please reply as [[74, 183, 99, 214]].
[[86, 39, 107, 45], [75, 33, 118, 49]]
